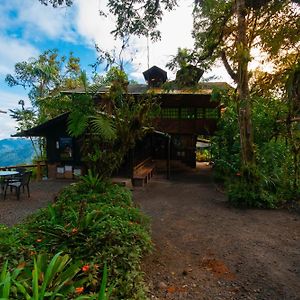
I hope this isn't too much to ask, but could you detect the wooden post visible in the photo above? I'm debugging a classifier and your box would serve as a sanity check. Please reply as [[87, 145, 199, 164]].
[[167, 136, 171, 180], [36, 161, 42, 181], [129, 148, 134, 178]]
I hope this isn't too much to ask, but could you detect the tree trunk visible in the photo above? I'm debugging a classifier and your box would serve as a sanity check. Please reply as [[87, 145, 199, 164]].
[[236, 0, 255, 168]]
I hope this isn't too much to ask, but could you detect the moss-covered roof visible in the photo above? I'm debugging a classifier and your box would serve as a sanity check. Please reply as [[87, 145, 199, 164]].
[[61, 82, 232, 96]]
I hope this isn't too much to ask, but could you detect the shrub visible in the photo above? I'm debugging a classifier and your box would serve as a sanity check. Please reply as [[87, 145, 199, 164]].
[[227, 166, 278, 208], [5, 182, 152, 299], [0, 252, 112, 300]]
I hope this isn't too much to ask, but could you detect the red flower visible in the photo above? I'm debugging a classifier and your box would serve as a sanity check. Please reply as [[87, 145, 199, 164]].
[[82, 264, 89, 272], [236, 172, 241, 176], [36, 239, 42, 243], [75, 287, 84, 294]]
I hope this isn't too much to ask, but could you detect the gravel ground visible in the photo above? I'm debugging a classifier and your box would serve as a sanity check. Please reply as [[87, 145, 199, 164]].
[[0, 179, 73, 226], [133, 163, 300, 300]]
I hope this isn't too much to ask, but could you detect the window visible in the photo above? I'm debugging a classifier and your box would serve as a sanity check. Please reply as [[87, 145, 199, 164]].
[[161, 108, 179, 119], [181, 108, 195, 119], [196, 108, 205, 119], [205, 108, 219, 119], [59, 137, 73, 161]]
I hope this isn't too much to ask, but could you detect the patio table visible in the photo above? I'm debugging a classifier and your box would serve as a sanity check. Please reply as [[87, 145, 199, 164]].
[[0, 171, 19, 177], [0, 171, 19, 194]]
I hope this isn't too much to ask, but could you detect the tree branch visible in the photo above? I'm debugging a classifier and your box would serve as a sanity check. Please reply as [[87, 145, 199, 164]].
[[221, 51, 238, 82]]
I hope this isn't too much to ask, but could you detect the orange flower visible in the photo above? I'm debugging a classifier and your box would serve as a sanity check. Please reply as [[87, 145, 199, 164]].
[[82, 264, 89, 272], [36, 239, 42, 243], [75, 287, 84, 294], [30, 251, 37, 256], [72, 228, 78, 234]]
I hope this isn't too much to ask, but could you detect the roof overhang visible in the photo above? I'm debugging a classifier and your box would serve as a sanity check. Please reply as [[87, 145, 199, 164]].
[[12, 112, 69, 137]]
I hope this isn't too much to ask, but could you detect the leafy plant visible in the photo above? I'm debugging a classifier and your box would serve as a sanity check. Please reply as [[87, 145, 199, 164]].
[[0, 253, 113, 300], [9, 182, 152, 299], [80, 169, 106, 192], [14, 252, 82, 299]]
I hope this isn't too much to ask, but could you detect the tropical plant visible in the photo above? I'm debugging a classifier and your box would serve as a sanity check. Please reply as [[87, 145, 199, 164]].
[[211, 89, 300, 207], [67, 67, 158, 179], [9, 182, 152, 299], [6, 49, 83, 159], [0, 253, 113, 300]]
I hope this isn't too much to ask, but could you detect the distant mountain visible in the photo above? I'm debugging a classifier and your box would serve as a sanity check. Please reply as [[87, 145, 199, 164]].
[[0, 139, 35, 167]]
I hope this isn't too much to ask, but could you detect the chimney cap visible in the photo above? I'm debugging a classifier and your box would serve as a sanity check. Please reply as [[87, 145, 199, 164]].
[[143, 66, 167, 86]]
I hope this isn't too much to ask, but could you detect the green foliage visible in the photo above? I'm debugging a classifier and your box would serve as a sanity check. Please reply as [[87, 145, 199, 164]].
[[90, 115, 117, 142], [211, 101, 240, 180], [0, 182, 151, 299], [196, 149, 210, 162], [38, 0, 73, 8], [6, 51, 78, 113], [0, 252, 112, 300], [15, 252, 81, 299], [227, 165, 278, 208], [105, 0, 178, 41], [6, 49, 83, 159], [67, 93, 96, 138], [212, 93, 300, 207], [80, 169, 107, 192], [68, 110, 90, 138], [6, 49, 81, 109], [68, 67, 158, 179], [0, 225, 26, 265]]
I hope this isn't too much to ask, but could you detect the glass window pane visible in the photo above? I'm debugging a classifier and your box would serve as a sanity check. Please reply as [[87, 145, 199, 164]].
[[181, 108, 195, 119], [205, 108, 219, 119], [196, 108, 205, 119], [161, 108, 179, 119]]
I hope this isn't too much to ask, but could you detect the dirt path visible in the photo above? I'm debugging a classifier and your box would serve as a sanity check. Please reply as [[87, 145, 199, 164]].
[[133, 163, 300, 300], [0, 179, 72, 226]]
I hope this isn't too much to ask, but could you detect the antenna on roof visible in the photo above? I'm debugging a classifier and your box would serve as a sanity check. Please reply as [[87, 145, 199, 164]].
[[147, 34, 150, 70]]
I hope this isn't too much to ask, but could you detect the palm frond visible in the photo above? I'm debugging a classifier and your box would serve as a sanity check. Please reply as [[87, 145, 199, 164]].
[[90, 115, 117, 141], [80, 71, 88, 92], [67, 111, 89, 137]]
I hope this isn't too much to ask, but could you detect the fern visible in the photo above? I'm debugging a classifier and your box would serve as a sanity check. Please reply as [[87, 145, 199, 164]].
[[90, 115, 117, 141], [68, 111, 89, 137]]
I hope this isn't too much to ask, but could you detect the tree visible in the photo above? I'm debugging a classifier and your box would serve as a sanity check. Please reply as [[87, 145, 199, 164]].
[[6, 49, 82, 122], [68, 67, 158, 178], [39, 0, 299, 172], [6, 49, 82, 158]]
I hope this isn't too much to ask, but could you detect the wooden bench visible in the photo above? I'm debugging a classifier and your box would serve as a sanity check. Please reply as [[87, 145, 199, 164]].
[[132, 158, 155, 187]]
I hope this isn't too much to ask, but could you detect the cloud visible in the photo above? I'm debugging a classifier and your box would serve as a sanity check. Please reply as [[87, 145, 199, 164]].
[[0, 35, 39, 75], [0, 90, 28, 111], [0, 90, 28, 138], [0, 114, 17, 139], [75, 0, 120, 48], [18, 1, 77, 42], [0, 0, 77, 43], [74, 0, 195, 80], [74, 0, 231, 82]]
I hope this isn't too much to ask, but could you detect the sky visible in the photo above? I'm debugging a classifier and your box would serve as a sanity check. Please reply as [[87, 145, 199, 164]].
[[0, 0, 231, 139]]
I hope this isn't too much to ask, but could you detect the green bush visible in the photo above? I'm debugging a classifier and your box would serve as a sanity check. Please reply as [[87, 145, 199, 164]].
[[0, 182, 152, 299], [227, 178, 278, 208], [211, 94, 299, 207], [196, 149, 210, 162], [0, 252, 112, 300]]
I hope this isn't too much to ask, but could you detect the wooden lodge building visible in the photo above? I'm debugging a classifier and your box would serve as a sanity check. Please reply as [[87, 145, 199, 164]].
[[16, 66, 230, 183]]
